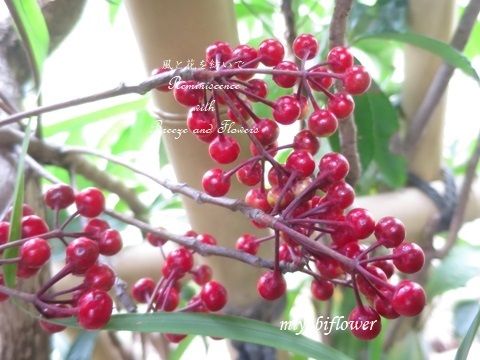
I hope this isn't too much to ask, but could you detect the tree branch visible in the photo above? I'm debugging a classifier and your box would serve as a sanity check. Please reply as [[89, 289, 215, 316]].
[[328, 0, 360, 186]]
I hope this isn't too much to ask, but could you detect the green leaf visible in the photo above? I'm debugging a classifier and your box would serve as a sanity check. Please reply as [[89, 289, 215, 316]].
[[66, 331, 99, 360], [354, 32, 480, 81], [426, 241, 480, 298], [53, 312, 353, 360], [170, 335, 195, 360], [455, 306, 480, 360], [4, 120, 33, 287], [109, 0, 123, 24], [353, 94, 375, 171], [357, 89, 407, 188], [5, 0, 49, 86]]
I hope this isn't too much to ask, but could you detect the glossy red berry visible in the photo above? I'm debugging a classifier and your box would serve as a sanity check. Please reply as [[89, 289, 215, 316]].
[[146, 228, 168, 247], [77, 289, 113, 330], [370, 260, 395, 279], [202, 168, 231, 197], [75, 187, 105, 218], [84, 263, 116, 291], [308, 67, 333, 91], [327, 46, 354, 73], [293, 130, 320, 155], [236, 234, 259, 255], [311, 278, 335, 301], [236, 162, 263, 187], [391, 280, 426, 317], [356, 265, 388, 298], [346, 208, 375, 240], [206, 41, 233, 70], [66, 237, 100, 274], [319, 152, 350, 182], [165, 333, 187, 343], [21, 215, 49, 238], [257, 271, 286, 301], [258, 38, 285, 66], [252, 118, 279, 146], [343, 65, 371, 95], [83, 218, 110, 238], [293, 33, 318, 60], [393, 242, 425, 274], [348, 306, 382, 340], [308, 109, 338, 137], [273, 61, 299, 88], [187, 109, 216, 135], [245, 79, 268, 101], [273, 95, 301, 125], [191, 264, 213, 286], [227, 101, 251, 123], [98, 229, 123, 256], [285, 150, 315, 178], [245, 188, 272, 213], [20, 238, 51, 269], [327, 92, 355, 119], [208, 135, 240, 164], [374, 216, 406, 248], [0, 222, 9, 249], [267, 186, 294, 209], [315, 255, 344, 279], [39, 305, 72, 333], [132, 277, 156, 303], [155, 288, 180, 311], [44, 184, 75, 210], [326, 181, 355, 209], [200, 281, 228, 311], [4, 204, 35, 221], [373, 290, 400, 319], [232, 44, 259, 80], [173, 80, 203, 107], [162, 247, 194, 279]]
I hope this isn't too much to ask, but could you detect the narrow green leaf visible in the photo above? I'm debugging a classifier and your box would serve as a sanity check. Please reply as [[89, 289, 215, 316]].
[[53, 312, 353, 360], [66, 331, 99, 360], [4, 120, 33, 287], [455, 306, 480, 360], [44, 97, 148, 137], [5, 0, 49, 85], [354, 32, 479, 81], [109, 0, 123, 23], [170, 335, 195, 360]]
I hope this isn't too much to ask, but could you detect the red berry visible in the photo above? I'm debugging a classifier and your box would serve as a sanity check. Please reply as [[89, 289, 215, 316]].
[[267, 186, 294, 209], [373, 290, 400, 319], [155, 288, 180, 311], [146, 228, 168, 247], [327, 46, 354, 73], [165, 333, 187, 343], [393, 242, 425, 274], [293, 130, 320, 155], [236, 162, 263, 187], [83, 218, 110, 238], [315, 255, 344, 279], [343, 65, 371, 95], [257, 271, 286, 301], [75, 187, 105, 218], [132, 277, 156, 303], [245, 188, 272, 213], [391, 280, 426, 317], [227, 101, 251, 123], [98, 229, 123, 256], [152, 67, 172, 92], [16, 262, 39, 279], [293, 33, 318, 60], [308, 67, 333, 91], [0, 222, 9, 250], [191, 264, 213, 286], [319, 152, 349, 182], [348, 306, 382, 340], [187, 109, 216, 135], [20, 238, 51, 269], [370, 260, 395, 279], [311, 278, 335, 301], [346, 208, 375, 240], [39, 304, 72, 333], [273, 95, 301, 125], [356, 265, 388, 298], [374, 216, 406, 248], [206, 41, 233, 70], [327, 92, 355, 119], [285, 150, 316, 178], [326, 181, 355, 209], [236, 234, 259, 255], [252, 118, 279, 146], [84, 263, 116, 291], [0, 274, 10, 301], [162, 247, 194, 279], [232, 44, 259, 80], [208, 135, 240, 164], [44, 184, 75, 210], [202, 168, 231, 197], [258, 38, 285, 66], [21, 215, 49, 238], [245, 79, 268, 101], [308, 109, 338, 137], [200, 281, 228, 311], [173, 80, 203, 107], [197, 233, 217, 246], [273, 61, 299, 88], [77, 289, 113, 330], [66, 237, 99, 274]]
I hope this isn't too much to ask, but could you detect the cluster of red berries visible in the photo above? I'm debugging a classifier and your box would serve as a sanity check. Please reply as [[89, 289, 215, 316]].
[[0, 184, 122, 332], [154, 33, 426, 340], [132, 229, 227, 343]]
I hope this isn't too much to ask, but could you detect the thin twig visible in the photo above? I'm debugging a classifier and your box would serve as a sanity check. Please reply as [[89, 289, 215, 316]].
[[328, 0, 360, 186], [404, 0, 480, 154]]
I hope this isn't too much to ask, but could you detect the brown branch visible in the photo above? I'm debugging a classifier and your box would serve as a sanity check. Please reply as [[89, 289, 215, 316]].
[[328, 0, 360, 186], [404, 0, 480, 154]]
